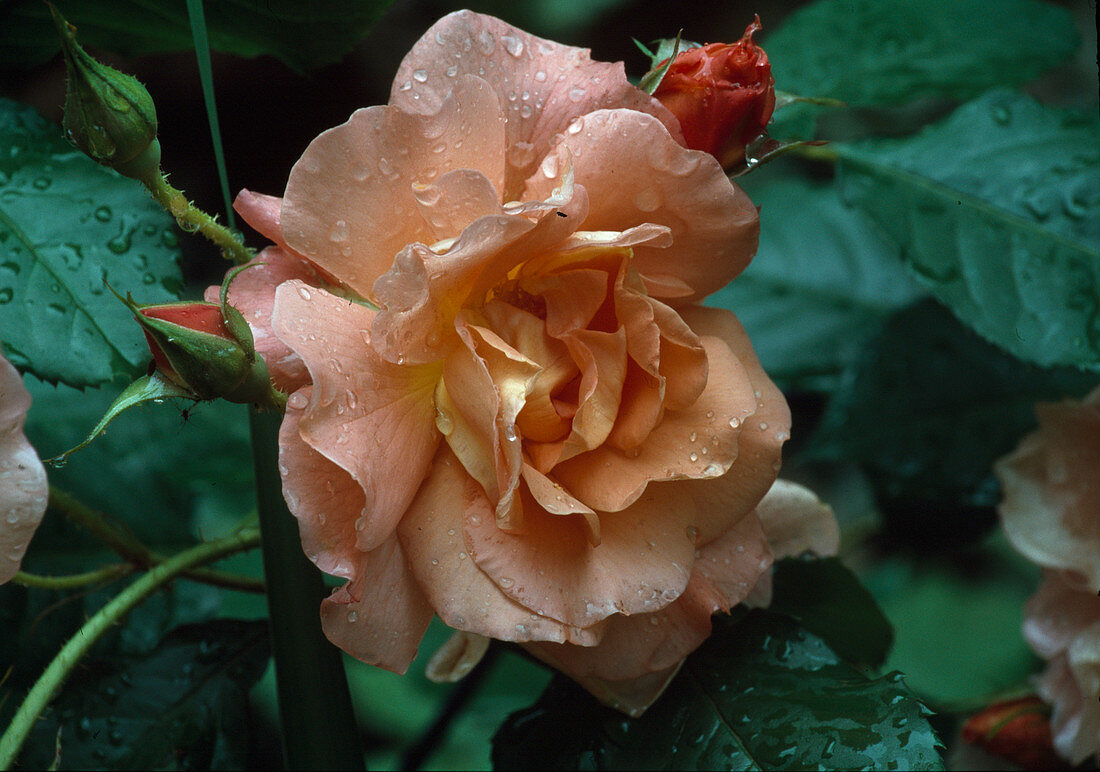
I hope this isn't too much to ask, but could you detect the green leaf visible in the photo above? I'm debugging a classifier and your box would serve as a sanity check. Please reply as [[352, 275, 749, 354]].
[[16, 620, 270, 770], [492, 611, 943, 771], [706, 160, 923, 391], [0, 98, 183, 389], [770, 557, 893, 670], [1, 0, 397, 73], [765, 0, 1078, 108], [809, 300, 1099, 547], [23, 376, 255, 547], [47, 373, 196, 465], [836, 90, 1100, 370]]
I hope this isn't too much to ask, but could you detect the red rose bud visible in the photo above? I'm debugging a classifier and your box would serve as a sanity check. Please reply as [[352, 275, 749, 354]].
[[962, 696, 1067, 771], [50, 4, 161, 186], [135, 300, 276, 406], [653, 16, 775, 168]]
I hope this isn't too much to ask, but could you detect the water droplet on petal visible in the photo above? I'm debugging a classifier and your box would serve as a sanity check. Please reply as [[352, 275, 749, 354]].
[[501, 34, 523, 57], [728, 416, 741, 429], [347, 610, 358, 623], [633, 188, 662, 212], [568, 85, 586, 102], [288, 392, 309, 410], [329, 220, 349, 242], [297, 286, 312, 301]]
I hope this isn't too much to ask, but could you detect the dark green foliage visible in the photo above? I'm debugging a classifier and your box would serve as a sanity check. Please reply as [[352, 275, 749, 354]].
[[16, 620, 270, 770], [770, 557, 893, 670], [707, 160, 923, 392], [492, 611, 942, 771], [810, 300, 1098, 547], [1, 0, 397, 73], [837, 90, 1100, 370]]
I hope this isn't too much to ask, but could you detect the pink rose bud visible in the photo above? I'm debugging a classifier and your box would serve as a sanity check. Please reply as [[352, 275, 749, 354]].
[[134, 299, 275, 406], [653, 17, 776, 168]]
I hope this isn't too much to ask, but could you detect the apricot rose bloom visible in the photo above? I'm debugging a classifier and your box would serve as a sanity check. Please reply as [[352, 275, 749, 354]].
[[219, 11, 805, 713], [996, 386, 1100, 764], [0, 352, 48, 585]]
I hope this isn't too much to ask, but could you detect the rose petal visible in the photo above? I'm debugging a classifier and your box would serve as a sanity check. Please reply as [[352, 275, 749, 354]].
[[678, 306, 790, 540], [465, 473, 705, 628], [319, 535, 435, 674], [425, 630, 491, 683], [397, 446, 602, 645], [412, 169, 505, 241], [272, 281, 441, 550], [278, 386, 361, 579], [391, 10, 682, 199], [755, 479, 840, 560], [438, 318, 541, 526], [371, 165, 591, 366], [0, 355, 48, 584], [552, 330, 758, 513], [234, 189, 288, 248], [558, 327, 628, 461], [524, 109, 758, 305], [484, 300, 576, 444], [997, 389, 1100, 591], [283, 75, 508, 297], [527, 650, 684, 718], [523, 512, 770, 683], [1024, 570, 1100, 660], [205, 246, 322, 393]]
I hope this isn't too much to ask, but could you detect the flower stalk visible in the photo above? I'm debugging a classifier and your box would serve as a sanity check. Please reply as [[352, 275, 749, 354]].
[[249, 408, 365, 770]]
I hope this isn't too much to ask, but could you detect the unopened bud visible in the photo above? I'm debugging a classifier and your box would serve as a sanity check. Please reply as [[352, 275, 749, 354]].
[[124, 293, 278, 407], [653, 17, 776, 168], [50, 4, 161, 185], [962, 696, 1064, 771]]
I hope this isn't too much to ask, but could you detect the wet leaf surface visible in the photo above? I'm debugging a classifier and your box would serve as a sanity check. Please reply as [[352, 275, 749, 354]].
[[493, 610, 943, 770], [837, 90, 1100, 370], [765, 0, 1077, 111], [0, 99, 183, 388], [708, 160, 923, 392], [16, 620, 270, 770]]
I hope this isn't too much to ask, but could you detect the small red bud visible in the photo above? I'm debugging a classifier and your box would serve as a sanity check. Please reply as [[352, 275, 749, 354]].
[[653, 17, 776, 168], [139, 303, 233, 389], [962, 696, 1067, 771]]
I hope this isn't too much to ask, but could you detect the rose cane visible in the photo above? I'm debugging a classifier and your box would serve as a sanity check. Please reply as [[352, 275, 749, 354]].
[[652, 17, 776, 168]]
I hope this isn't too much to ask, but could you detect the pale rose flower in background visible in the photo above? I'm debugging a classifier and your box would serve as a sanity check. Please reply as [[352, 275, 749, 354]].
[[0, 352, 48, 584], [215, 10, 834, 714], [997, 386, 1100, 763]]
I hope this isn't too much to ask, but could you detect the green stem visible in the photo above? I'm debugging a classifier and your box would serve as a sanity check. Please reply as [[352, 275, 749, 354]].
[[48, 486, 150, 565], [11, 564, 133, 590], [249, 408, 365, 770], [144, 173, 252, 264], [0, 527, 261, 770], [47, 487, 266, 592]]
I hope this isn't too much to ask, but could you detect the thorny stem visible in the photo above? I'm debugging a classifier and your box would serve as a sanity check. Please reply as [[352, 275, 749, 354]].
[[10, 564, 133, 590], [144, 173, 253, 264], [47, 486, 265, 593], [0, 526, 262, 770]]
